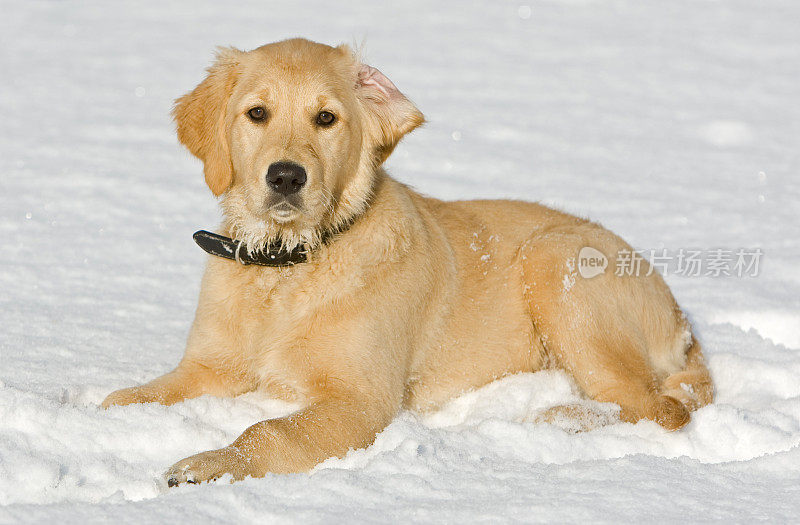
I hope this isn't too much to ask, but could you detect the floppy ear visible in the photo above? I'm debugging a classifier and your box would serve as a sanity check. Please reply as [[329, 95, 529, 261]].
[[356, 64, 425, 164], [173, 47, 242, 196]]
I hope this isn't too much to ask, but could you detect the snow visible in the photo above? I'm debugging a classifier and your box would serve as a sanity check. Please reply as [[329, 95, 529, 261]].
[[1, 0, 799, 522]]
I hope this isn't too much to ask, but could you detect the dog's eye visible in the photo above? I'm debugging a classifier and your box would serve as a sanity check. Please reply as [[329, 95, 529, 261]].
[[316, 111, 336, 127], [248, 107, 267, 122]]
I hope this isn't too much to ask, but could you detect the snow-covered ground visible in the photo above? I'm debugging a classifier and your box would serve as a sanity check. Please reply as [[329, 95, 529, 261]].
[[1, 1, 799, 522]]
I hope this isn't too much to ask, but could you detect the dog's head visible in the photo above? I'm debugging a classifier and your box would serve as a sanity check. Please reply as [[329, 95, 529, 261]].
[[173, 38, 424, 250]]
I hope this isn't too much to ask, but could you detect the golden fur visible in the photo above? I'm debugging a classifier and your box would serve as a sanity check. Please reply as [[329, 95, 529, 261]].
[[102, 38, 713, 485]]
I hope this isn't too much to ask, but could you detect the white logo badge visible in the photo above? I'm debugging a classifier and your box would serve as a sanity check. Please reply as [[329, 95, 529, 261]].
[[578, 247, 608, 279]]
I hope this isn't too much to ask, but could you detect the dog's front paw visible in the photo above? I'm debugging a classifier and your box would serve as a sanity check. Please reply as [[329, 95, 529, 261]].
[[101, 386, 153, 408], [165, 446, 251, 487]]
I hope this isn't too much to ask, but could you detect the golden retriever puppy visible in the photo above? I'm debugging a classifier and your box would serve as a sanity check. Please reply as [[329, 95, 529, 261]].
[[102, 38, 713, 485]]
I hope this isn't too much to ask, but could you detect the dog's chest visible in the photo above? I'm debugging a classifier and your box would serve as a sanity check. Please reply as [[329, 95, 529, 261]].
[[220, 263, 341, 401]]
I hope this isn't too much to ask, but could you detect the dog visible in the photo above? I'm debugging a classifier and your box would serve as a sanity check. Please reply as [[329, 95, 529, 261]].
[[102, 38, 713, 486]]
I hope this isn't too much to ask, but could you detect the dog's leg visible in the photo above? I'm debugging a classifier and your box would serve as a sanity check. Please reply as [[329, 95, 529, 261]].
[[557, 335, 690, 429], [534, 319, 689, 429], [661, 336, 714, 410], [164, 386, 397, 485], [101, 359, 250, 408], [519, 230, 692, 430]]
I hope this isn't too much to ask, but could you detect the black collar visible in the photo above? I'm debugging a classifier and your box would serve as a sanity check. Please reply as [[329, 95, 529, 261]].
[[193, 230, 307, 266], [193, 224, 346, 267]]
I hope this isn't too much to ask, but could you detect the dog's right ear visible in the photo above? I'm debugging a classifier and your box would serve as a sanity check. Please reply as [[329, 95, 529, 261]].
[[173, 47, 242, 196]]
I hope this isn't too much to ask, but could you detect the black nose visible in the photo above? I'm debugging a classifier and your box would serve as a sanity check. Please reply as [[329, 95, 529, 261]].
[[266, 161, 307, 196]]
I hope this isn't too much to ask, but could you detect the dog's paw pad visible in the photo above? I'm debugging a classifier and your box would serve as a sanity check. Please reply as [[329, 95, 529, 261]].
[[164, 463, 198, 487]]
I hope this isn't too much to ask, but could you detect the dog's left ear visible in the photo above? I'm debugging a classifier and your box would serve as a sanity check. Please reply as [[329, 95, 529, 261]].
[[355, 64, 425, 164], [173, 47, 242, 196]]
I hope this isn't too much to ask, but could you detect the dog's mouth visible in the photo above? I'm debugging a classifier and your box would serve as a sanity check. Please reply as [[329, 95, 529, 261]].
[[268, 200, 301, 223]]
